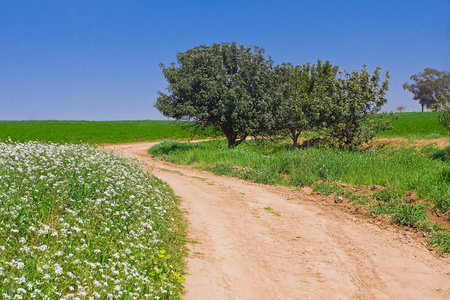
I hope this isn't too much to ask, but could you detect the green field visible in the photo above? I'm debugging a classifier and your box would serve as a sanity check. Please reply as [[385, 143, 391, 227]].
[[0, 120, 213, 144], [377, 112, 448, 139], [0, 112, 448, 145]]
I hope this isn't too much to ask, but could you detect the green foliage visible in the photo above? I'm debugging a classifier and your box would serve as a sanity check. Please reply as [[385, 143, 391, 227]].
[[312, 183, 343, 195], [0, 120, 211, 144], [430, 232, 450, 255], [373, 188, 402, 203], [274, 60, 339, 148], [264, 207, 281, 217], [438, 108, 450, 140], [321, 66, 394, 150], [155, 42, 277, 149], [403, 68, 450, 112], [371, 203, 430, 229], [428, 147, 450, 162]]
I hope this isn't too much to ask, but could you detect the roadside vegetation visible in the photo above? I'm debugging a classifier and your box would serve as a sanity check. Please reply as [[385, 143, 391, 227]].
[[0, 141, 187, 298], [0, 120, 214, 145], [149, 139, 450, 254]]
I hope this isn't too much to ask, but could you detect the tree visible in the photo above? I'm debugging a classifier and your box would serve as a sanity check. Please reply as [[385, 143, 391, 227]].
[[321, 66, 393, 150], [403, 68, 450, 112], [396, 105, 405, 112], [274, 60, 339, 148], [155, 42, 277, 149]]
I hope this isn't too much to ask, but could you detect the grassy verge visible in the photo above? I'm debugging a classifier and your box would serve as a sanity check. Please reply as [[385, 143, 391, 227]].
[[0, 141, 187, 298], [149, 139, 450, 254], [0, 120, 216, 144]]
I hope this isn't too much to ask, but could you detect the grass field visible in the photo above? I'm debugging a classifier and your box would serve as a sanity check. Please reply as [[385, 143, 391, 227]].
[[0, 112, 447, 145], [0, 120, 213, 144], [0, 141, 187, 298], [377, 111, 448, 139]]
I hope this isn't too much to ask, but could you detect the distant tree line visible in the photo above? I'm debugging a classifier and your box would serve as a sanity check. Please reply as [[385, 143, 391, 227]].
[[155, 42, 394, 150]]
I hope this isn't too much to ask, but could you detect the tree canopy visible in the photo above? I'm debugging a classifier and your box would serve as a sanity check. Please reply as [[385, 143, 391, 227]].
[[321, 66, 392, 150], [155, 42, 277, 148], [403, 68, 450, 112], [274, 60, 339, 148], [156, 43, 393, 150]]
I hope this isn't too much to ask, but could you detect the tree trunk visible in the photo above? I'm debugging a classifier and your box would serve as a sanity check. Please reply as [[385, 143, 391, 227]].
[[220, 124, 247, 149], [227, 139, 235, 149], [289, 128, 301, 148], [421, 104, 424, 112]]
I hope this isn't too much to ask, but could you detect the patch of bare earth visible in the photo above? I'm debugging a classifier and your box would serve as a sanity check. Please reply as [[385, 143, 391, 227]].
[[363, 137, 449, 149], [105, 142, 450, 300]]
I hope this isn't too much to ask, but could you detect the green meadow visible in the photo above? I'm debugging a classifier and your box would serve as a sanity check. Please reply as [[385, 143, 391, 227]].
[[0, 112, 448, 145], [0, 120, 212, 144], [377, 112, 449, 139]]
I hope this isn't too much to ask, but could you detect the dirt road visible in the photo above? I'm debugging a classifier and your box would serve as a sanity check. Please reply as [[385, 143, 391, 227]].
[[106, 142, 450, 300]]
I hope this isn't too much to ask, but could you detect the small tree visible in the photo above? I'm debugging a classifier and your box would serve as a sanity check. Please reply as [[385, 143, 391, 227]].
[[274, 60, 339, 148], [322, 66, 393, 150], [403, 68, 450, 112], [155, 43, 277, 148], [396, 105, 405, 112]]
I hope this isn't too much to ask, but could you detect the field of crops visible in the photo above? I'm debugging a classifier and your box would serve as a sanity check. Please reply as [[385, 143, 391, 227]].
[[0, 112, 448, 146], [376, 112, 448, 139], [0, 141, 186, 298], [0, 120, 214, 144]]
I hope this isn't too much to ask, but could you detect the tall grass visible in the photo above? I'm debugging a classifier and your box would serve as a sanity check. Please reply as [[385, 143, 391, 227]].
[[149, 140, 450, 211], [0, 141, 187, 298], [149, 139, 450, 253]]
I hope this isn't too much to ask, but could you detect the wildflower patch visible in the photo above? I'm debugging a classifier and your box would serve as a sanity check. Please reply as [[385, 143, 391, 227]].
[[0, 141, 186, 299]]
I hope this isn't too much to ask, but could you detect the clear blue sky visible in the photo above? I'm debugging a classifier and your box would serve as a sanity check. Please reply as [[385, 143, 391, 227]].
[[1, 0, 449, 120]]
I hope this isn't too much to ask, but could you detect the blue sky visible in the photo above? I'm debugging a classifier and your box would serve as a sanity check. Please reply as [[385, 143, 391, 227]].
[[1, 0, 449, 120]]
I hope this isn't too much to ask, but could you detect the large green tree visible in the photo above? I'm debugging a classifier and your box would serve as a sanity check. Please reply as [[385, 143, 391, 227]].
[[403, 68, 450, 112], [155, 42, 277, 148], [322, 66, 392, 150], [274, 60, 339, 148]]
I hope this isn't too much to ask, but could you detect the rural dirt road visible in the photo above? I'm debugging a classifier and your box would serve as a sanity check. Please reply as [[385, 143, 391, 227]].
[[105, 142, 450, 300]]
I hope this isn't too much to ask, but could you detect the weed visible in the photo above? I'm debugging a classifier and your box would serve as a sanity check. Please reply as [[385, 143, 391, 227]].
[[264, 207, 281, 217], [370, 203, 430, 229], [430, 232, 450, 255], [373, 188, 402, 203]]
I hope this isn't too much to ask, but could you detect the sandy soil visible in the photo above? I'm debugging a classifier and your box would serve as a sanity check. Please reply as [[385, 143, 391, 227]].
[[105, 142, 450, 300]]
